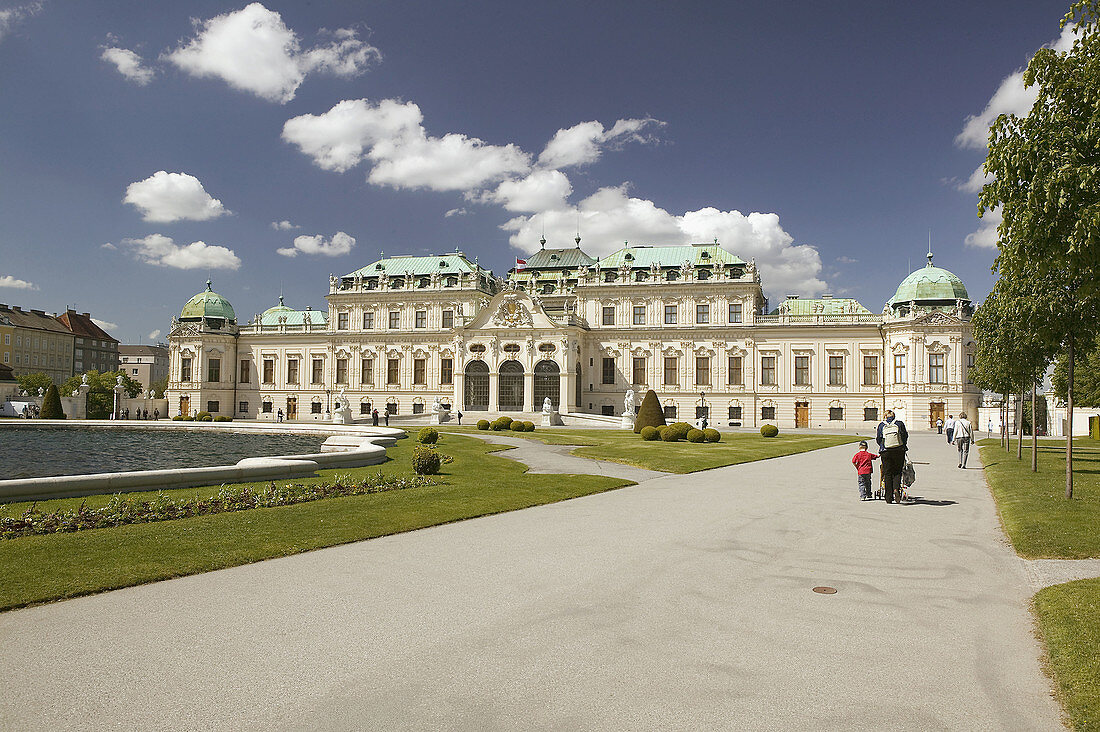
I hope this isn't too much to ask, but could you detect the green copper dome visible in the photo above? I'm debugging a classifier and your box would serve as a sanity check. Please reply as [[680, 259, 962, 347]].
[[261, 295, 294, 319], [888, 254, 969, 306], [180, 280, 236, 323]]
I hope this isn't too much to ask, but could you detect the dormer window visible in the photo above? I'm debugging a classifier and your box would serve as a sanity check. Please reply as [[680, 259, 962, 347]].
[[701, 251, 711, 259], [418, 278, 429, 288], [439, 260, 448, 267], [667, 270, 679, 281], [469, 344, 486, 354], [697, 269, 711, 280], [503, 343, 521, 355], [604, 271, 617, 283], [445, 276, 458, 287], [624, 253, 634, 260]]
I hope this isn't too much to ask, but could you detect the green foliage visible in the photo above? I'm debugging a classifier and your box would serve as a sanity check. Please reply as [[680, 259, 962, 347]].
[[213, 416, 232, 422], [172, 415, 186, 421], [417, 426, 439, 444], [640, 425, 659, 441], [412, 444, 443, 475], [761, 424, 779, 437], [510, 420, 525, 431], [39, 384, 65, 419], [491, 416, 514, 431], [195, 411, 211, 422], [60, 370, 146, 419], [668, 421, 692, 440], [149, 377, 168, 399], [687, 428, 705, 443], [633, 389, 666, 433], [703, 428, 721, 443], [522, 421, 535, 432], [476, 419, 490, 430], [1033, 577, 1100, 731], [661, 425, 680, 442], [1053, 338, 1100, 406], [1022, 395, 1049, 435], [16, 372, 52, 394]]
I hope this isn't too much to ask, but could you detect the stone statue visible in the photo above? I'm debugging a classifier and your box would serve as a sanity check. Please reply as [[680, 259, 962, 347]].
[[148, 389, 156, 399], [431, 396, 443, 415], [116, 374, 124, 387], [543, 397, 553, 413], [72, 389, 80, 397], [38, 387, 44, 397], [81, 373, 89, 386], [623, 389, 636, 416]]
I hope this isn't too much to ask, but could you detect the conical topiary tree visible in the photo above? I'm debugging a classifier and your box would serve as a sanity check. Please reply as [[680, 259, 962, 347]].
[[40, 383, 66, 420], [633, 389, 666, 433]]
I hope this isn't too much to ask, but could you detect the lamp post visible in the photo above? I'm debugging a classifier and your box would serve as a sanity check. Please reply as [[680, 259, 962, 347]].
[[700, 390, 706, 423], [326, 388, 331, 418]]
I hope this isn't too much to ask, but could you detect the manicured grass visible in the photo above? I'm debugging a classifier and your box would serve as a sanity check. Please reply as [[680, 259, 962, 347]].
[[0, 433, 629, 611], [444, 427, 860, 473], [978, 439, 1100, 559], [1034, 577, 1100, 731]]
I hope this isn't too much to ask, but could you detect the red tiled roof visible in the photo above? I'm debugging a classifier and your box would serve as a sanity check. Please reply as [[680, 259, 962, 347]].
[[56, 310, 117, 342]]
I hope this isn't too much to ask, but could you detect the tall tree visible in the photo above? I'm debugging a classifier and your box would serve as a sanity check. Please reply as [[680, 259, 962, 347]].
[[978, 0, 1100, 496], [16, 372, 53, 395]]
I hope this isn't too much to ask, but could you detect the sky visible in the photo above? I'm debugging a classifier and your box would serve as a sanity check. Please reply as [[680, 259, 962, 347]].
[[0, 0, 1078, 343]]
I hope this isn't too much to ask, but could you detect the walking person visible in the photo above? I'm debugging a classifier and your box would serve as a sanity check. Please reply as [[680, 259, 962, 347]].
[[456, 410, 463, 425], [277, 408, 284, 423], [953, 411, 974, 468], [936, 417, 943, 434], [944, 414, 956, 444], [852, 440, 879, 500], [372, 408, 379, 426], [384, 410, 390, 427], [153, 408, 159, 421], [876, 409, 908, 504]]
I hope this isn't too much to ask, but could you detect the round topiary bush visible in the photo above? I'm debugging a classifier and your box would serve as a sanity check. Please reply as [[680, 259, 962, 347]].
[[417, 426, 439, 444], [687, 428, 705, 443], [510, 420, 525, 431], [39, 384, 65, 419], [640, 425, 659, 441], [498, 416, 514, 428], [477, 419, 490, 430], [182, 415, 194, 421], [195, 411, 211, 422], [201, 414, 213, 422], [213, 416, 232, 422], [633, 389, 667, 433], [172, 415, 185, 421], [703, 428, 721, 443], [412, 445, 442, 475], [669, 421, 692, 440], [523, 421, 535, 431], [761, 424, 779, 437], [661, 426, 680, 441]]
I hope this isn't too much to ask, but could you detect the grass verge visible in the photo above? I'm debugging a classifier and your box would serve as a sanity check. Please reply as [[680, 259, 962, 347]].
[[0, 433, 629, 611], [443, 427, 859, 473], [978, 439, 1100, 559], [1033, 577, 1100, 731]]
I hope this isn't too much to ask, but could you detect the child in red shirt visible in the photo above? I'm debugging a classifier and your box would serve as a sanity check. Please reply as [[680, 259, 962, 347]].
[[852, 440, 879, 501]]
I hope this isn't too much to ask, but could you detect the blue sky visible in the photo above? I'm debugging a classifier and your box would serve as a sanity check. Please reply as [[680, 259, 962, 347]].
[[0, 0, 1074, 342]]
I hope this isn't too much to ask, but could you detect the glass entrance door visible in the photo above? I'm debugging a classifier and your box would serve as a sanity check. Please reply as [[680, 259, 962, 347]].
[[464, 361, 489, 410], [533, 360, 560, 410], [498, 360, 524, 411]]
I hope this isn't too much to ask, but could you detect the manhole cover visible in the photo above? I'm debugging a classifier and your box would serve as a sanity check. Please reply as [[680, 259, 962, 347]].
[[812, 586, 837, 594]]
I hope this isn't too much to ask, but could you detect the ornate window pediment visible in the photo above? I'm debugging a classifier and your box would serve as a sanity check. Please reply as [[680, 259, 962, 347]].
[[662, 345, 683, 357], [926, 340, 949, 354], [891, 342, 909, 354], [413, 348, 428, 359]]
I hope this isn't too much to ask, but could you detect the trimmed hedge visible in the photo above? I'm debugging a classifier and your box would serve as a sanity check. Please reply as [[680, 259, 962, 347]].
[[668, 421, 692, 440], [213, 416, 232, 422], [661, 425, 680, 442], [687, 428, 705, 443], [761, 424, 779, 437], [703, 428, 721, 443], [417, 426, 439, 444], [412, 444, 443, 475], [39, 384, 65, 419], [640, 425, 659, 440], [511, 421, 525, 431], [476, 419, 490, 430], [634, 389, 666, 433]]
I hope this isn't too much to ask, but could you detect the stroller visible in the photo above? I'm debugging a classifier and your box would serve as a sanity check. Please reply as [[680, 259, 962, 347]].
[[875, 456, 916, 501]]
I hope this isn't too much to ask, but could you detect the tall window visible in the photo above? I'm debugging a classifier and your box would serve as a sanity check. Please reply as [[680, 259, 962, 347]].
[[311, 358, 323, 384], [415, 310, 427, 328], [894, 353, 907, 384], [602, 357, 615, 384], [361, 358, 374, 385], [387, 358, 400, 385], [262, 358, 274, 384], [929, 353, 945, 384], [729, 405, 742, 420], [695, 357, 710, 386], [602, 306, 615, 326], [442, 310, 454, 328], [632, 357, 646, 385], [181, 357, 192, 382], [388, 311, 400, 329], [829, 407, 844, 421], [633, 305, 645, 325], [287, 358, 299, 385], [441, 358, 453, 385], [966, 352, 974, 383], [362, 311, 374, 329], [663, 357, 678, 385], [336, 358, 348, 384], [761, 406, 776, 420], [413, 358, 426, 385], [207, 358, 220, 383], [337, 312, 349, 330], [794, 355, 810, 385], [664, 305, 677, 324], [863, 355, 879, 385], [729, 302, 743, 323], [239, 359, 250, 383], [828, 356, 844, 386], [728, 356, 743, 385], [760, 356, 776, 385], [696, 304, 709, 324]]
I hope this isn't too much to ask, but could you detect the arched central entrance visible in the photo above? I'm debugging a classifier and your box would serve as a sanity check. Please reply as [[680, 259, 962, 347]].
[[533, 359, 560, 410], [498, 360, 524, 411], [464, 360, 489, 410]]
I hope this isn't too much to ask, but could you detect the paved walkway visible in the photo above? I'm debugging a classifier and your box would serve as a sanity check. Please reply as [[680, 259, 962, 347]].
[[470, 433, 666, 483], [0, 433, 1066, 730]]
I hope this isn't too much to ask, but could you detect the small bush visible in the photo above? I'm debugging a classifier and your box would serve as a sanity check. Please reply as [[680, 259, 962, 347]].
[[182, 416, 195, 421], [761, 424, 779, 437], [477, 419, 490, 430], [640, 425, 659, 441], [213, 416, 232, 422], [703, 428, 721, 443], [172, 415, 185, 421], [510, 421, 525, 431], [668, 421, 692, 440], [497, 416, 514, 428], [633, 389, 667, 433], [417, 426, 439, 444], [40, 384, 65, 419], [687, 428, 705, 443], [195, 411, 211, 421], [661, 426, 680, 442], [412, 445, 443, 475], [200, 415, 213, 422], [523, 421, 535, 432]]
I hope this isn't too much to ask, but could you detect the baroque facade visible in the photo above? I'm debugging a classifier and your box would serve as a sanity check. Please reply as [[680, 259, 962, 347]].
[[167, 243, 980, 429]]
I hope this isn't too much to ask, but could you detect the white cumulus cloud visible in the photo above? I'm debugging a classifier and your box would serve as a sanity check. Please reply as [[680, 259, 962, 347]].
[[0, 275, 38, 290], [965, 208, 1001, 249], [101, 46, 155, 85], [164, 3, 380, 103], [270, 219, 300, 230], [538, 118, 664, 169], [0, 2, 42, 42], [277, 231, 355, 257], [122, 234, 241, 270], [488, 169, 573, 212], [124, 171, 229, 223], [444, 207, 467, 217], [92, 318, 119, 333], [501, 186, 825, 298], [147, 329, 162, 340], [283, 98, 530, 190]]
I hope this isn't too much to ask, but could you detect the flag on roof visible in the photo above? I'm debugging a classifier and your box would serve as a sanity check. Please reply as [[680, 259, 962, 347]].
[[515, 258, 527, 271]]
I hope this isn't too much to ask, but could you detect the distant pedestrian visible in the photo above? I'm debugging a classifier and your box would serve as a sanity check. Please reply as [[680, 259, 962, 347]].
[[143, 409, 148, 420], [936, 417, 943, 434], [876, 409, 908, 504], [851, 440, 879, 500], [457, 410, 463, 425], [153, 408, 159, 421], [953, 411, 974, 468], [372, 408, 379, 426], [945, 414, 956, 444], [384, 411, 390, 427], [277, 408, 284, 423], [701, 416, 708, 430], [988, 419, 993, 436]]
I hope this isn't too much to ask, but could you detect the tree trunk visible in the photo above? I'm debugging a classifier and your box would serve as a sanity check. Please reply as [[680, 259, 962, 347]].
[[1017, 390, 1024, 459], [1002, 393, 1009, 450], [1067, 336, 1074, 499], [1031, 379, 1038, 472]]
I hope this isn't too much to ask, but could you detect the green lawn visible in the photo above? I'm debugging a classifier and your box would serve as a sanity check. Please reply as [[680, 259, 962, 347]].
[[442, 426, 860, 473], [0, 432, 629, 611], [978, 439, 1100, 559], [1034, 578, 1100, 731]]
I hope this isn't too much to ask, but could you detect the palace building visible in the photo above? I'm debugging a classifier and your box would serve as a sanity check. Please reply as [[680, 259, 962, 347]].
[[166, 241, 980, 429]]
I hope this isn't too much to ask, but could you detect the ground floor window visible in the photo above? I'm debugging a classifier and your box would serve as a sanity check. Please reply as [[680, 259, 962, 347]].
[[601, 405, 614, 416], [829, 407, 844, 421], [864, 407, 879, 421], [663, 405, 677, 420], [206, 401, 219, 413], [413, 401, 425, 414], [239, 401, 248, 414], [360, 402, 370, 414], [761, 406, 776, 420], [729, 406, 742, 420], [311, 401, 322, 414], [696, 406, 709, 419], [262, 401, 272, 413], [386, 402, 397, 415]]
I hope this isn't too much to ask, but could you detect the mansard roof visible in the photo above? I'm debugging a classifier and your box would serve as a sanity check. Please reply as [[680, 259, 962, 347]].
[[599, 242, 746, 268], [344, 252, 492, 279], [774, 296, 872, 316], [523, 247, 597, 269]]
